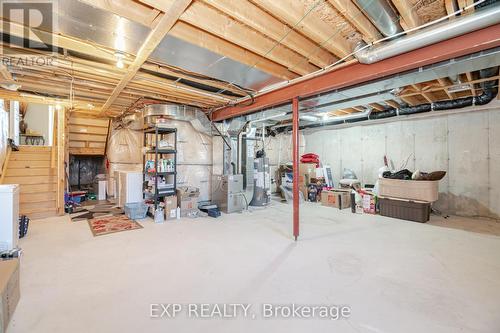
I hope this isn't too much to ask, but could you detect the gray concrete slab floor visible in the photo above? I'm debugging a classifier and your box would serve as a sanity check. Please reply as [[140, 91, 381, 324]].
[[8, 202, 500, 333]]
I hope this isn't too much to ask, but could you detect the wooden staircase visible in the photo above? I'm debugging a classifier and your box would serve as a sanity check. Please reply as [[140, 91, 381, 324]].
[[2, 146, 59, 219]]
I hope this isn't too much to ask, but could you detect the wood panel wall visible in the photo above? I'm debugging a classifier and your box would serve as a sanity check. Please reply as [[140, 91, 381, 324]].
[[68, 114, 110, 155]]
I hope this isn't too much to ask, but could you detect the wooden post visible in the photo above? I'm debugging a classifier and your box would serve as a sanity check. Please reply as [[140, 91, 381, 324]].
[[51, 107, 57, 169], [56, 106, 66, 215]]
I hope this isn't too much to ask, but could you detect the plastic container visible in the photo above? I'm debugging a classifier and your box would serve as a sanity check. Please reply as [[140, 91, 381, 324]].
[[378, 178, 439, 202], [124, 202, 148, 219], [379, 197, 431, 223], [154, 207, 164, 224]]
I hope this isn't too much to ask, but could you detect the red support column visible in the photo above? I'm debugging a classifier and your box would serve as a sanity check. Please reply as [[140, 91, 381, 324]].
[[292, 97, 299, 241]]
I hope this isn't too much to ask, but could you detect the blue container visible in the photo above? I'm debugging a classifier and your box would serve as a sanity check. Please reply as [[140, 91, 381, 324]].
[[124, 202, 148, 219]]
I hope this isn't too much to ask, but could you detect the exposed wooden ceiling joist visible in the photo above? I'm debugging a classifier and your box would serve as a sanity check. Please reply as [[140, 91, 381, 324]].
[[327, 0, 382, 42], [390, 0, 421, 28], [99, 0, 194, 115], [245, 0, 355, 60], [200, 0, 337, 68]]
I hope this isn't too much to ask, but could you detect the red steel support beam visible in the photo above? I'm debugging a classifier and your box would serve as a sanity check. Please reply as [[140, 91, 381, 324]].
[[211, 24, 500, 121], [292, 97, 299, 241]]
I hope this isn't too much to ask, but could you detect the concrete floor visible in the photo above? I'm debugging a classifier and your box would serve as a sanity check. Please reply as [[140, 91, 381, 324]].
[[9, 202, 500, 333]]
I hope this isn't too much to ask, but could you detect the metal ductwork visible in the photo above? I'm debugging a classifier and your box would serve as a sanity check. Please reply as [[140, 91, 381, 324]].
[[295, 66, 499, 131], [142, 104, 212, 135], [355, 4, 500, 64], [353, 0, 402, 37]]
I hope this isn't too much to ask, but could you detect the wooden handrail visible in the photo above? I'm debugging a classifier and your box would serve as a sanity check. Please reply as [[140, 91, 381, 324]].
[[0, 146, 12, 184], [51, 108, 57, 169]]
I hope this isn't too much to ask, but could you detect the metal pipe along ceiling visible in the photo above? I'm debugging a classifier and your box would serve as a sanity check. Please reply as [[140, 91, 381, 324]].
[[353, 0, 402, 37], [295, 67, 499, 131], [355, 4, 500, 64]]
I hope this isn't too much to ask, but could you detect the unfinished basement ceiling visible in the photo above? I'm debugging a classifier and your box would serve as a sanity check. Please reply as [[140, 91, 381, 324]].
[[0, 0, 497, 117], [57, 0, 281, 91]]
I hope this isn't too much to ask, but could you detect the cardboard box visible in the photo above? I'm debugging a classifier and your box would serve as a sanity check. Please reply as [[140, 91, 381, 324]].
[[0, 259, 19, 333], [298, 163, 316, 186], [321, 189, 351, 209], [176, 187, 200, 217], [164, 195, 178, 220]]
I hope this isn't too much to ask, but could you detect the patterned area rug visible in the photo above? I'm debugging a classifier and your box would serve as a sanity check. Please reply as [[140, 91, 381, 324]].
[[88, 215, 143, 237]]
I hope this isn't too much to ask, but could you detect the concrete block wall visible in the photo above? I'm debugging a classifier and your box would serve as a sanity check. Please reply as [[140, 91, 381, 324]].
[[298, 104, 500, 219]]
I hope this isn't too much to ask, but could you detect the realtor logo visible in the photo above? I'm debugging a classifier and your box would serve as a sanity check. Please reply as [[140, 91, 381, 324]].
[[1, 0, 58, 54]]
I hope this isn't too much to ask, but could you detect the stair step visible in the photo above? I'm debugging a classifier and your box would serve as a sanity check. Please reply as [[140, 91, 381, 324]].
[[19, 196, 56, 209], [17, 146, 52, 153], [9, 153, 51, 161], [3, 176, 57, 185], [19, 183, 57, 193], [20, 192, 56, 203], [6, 168, 56, 177], [23, 208, 58, 220], [8, 160, 51, 169]]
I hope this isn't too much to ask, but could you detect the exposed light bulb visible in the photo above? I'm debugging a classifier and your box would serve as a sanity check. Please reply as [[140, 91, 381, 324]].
[[115, 51, 125, 69]]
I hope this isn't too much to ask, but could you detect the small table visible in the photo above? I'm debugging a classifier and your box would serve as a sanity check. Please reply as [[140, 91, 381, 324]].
[[21, 134, 45, 145]]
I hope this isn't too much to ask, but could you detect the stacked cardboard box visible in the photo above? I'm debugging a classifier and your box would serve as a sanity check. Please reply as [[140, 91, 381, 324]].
[[298, 163, 317, 198], [176, 187, 200, 217], [164, 195, 178, 220]]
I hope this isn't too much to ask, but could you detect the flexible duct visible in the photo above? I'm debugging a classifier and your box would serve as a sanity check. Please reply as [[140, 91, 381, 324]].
[[355, 4, 500, 64], [353, 0, 402, 37], [291, 67, 499, 131], [367, 67, 499, 120]]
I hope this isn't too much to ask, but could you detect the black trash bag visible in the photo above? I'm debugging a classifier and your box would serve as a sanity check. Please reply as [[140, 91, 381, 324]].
[[382, 169, 413, 180]]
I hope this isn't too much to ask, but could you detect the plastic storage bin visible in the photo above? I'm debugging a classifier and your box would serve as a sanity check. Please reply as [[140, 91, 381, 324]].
[[378, 178, 439, 202], [124, 202, 148, 219], [379, 197, 431, 223]]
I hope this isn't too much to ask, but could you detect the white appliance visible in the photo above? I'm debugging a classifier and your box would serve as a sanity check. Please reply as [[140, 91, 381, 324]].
[[116, 171, 143, 207], [0, 184, 20, 252]]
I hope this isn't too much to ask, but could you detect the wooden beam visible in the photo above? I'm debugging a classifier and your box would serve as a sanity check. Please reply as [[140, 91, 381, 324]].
[[56, 107, 66, 215], [445, 0, 459, 18], [411, 84, 435, 103], [0, 147, 12, 184], [143, 0, 319, 75], [437, 78, 455, 99], [327, 0, 382, 42], [250, 0, 353, 59], [457, 0, 475, 14], [201, 0, 337, 68], [369, 103, 385, 111], [391, 0, 421, 29], [69, 0, 298, 81], [169, 21, 297, 80], [99, 0, 193, 115], [385, 100, 401, 109]]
